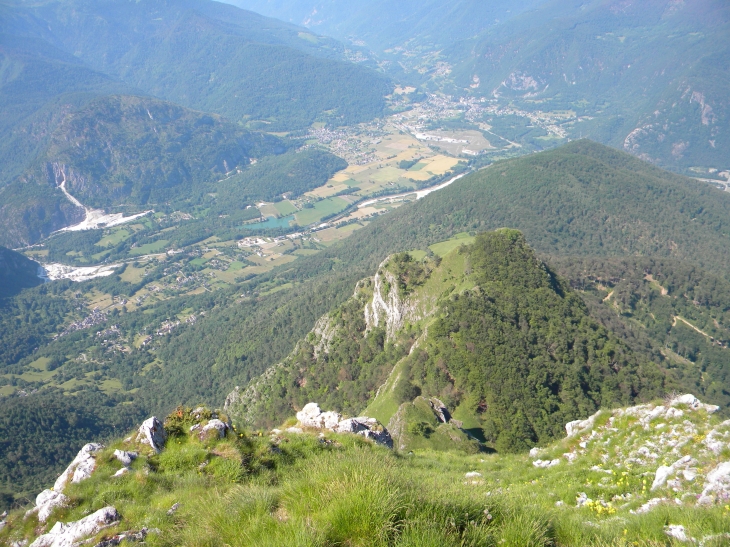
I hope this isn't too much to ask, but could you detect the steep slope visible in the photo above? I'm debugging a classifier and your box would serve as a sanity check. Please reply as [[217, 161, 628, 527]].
[[2, 397, 729, 545], [0, 246, 41, 298], [227, 230, 680, 451], [551, 256, 730, 411], [4, 0, 392, 130]]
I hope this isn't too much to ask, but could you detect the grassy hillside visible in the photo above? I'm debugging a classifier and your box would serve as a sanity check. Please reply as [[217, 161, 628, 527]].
[[1, 400, 729, 545]]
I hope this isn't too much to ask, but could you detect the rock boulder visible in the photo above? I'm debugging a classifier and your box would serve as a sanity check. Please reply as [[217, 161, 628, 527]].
[[136, 417, 167, 453], [29, 506, 119, 547]]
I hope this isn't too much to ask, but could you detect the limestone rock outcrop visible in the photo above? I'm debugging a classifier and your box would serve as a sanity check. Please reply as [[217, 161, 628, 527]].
[[292, 403, 393, 447], [136, 417, 166, 453], [29, 506, 119, 547], [53, 443, 104, 492]]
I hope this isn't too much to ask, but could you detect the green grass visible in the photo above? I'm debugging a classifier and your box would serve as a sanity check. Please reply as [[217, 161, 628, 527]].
[[95, 229, 131, 248], [408, 162, 427, 171], [3, 405, 730, 547], [295, 197, 349, 226], [428, 233, 475, 257], [274, 200, 298, 216], [130, 240, 169, 256]]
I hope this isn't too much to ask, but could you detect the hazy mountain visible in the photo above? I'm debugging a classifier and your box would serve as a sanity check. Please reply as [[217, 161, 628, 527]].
[[224, 0, 544, 51], [227, 0, 729, 171], [3, 0, 392, 130], [453, 0, 730, 171]]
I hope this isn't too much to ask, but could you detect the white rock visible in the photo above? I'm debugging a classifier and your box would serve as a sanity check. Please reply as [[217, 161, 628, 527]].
[[563, 452, 578, 463], [634, 497, 668, 514], [25, 490, 69, 524], [698, 461, 730, 505], [670, 394, 719, 414], [565, 410, 601, 437], [296, 403, 324, 428], [533, 459, 560, 468], [286, 427, 303, 434], [200, 419, 229, 439], [113, 450, 137, 467], [529, 447, 544, 458], [53, 443, 104, 492], [113, 467, 130, 477], [29, 506, 119, 547], [683, 469, 697, 481], [665, 524, 691, 542], [465, 471, 482, 478], [136, 417, 167, 453], [651, 455, 692, 491]]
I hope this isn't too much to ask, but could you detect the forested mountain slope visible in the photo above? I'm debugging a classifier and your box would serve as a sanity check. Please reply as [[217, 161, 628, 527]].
[[6, 141, 730, 509], [0, 247, 41, 298], [228, 231, 684, 451], [3, 0, 392, 130]]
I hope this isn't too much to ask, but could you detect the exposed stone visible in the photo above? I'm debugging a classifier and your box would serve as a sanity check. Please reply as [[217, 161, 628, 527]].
[[651, 455, 692, 491], [136, 417, 167, 453], [664, 524, 691, 542], [29, 506, 119, 547], [529, 447, 544, 458], [634, 497, 670, 514], [533, 459, 560, 468], [93, 528, 148, 547], [465, 471, 482, 478], [53, 443, 104, 492], [113, 450, 137, 467], [575, 492, 592, 507], [428, 398, 451, 423], [113, 468, 129, 477], [294, 402, 393, 447], [167, 503, 180, 516], [199, 419, 229, 439], [670, 394, 720, 413], [565, 410, 601, 437], [34, 490, 69, 524], [698, 461, 730, 505]]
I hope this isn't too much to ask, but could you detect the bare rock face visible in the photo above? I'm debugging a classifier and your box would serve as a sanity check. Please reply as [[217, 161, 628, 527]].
[[136, 417, 167, 453], [293, 402, 393, 448], [29, 506, 119, 547], [53, 443, 105, 492]]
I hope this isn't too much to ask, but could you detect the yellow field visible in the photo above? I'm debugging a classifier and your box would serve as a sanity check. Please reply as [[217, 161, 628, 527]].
[[423, 155, 460, 174]]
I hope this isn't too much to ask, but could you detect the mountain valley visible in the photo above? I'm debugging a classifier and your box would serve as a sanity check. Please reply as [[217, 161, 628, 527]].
[[1, 0, 729, 543]]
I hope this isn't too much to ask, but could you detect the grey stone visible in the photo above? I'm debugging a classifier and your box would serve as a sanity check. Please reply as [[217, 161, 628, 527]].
[[29, 506, 119, 547], [136, 417, 167, 453], [53, 443, 104, 492]]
